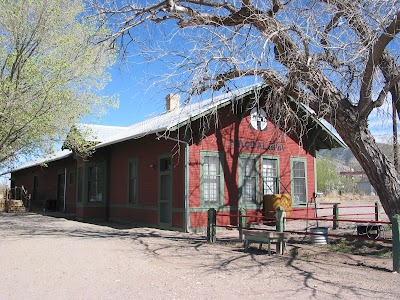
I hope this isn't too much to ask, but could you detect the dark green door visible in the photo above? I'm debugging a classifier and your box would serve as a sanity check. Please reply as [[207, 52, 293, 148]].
[[159, 156, 172, 225]]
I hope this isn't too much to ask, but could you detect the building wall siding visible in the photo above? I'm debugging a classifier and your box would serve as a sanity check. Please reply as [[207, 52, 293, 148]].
[[11, 104, 317, 231], [187, 106, 315, 229], [12, 157, 77, 213], [106, 135, 185, 227]]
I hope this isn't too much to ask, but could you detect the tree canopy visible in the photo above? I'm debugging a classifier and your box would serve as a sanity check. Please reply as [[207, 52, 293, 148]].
[[91, 0, 400, 218], [316, 158, 339, 194], [0, 0, 117, 170]]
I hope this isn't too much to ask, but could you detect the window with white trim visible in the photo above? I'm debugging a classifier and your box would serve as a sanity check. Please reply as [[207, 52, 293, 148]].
[[239, 156, 258, 204], [262, 157, 279, 195], [201, 152, 223, 206], [291, 158, 307, 204]]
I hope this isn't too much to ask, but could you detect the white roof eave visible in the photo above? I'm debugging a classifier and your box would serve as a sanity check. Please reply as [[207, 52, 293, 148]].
[[6, 150, 73, 174], [95, 127, 169, 150]]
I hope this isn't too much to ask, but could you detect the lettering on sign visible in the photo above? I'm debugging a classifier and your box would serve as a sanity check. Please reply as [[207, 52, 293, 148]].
[[230, 139, 284, 151]]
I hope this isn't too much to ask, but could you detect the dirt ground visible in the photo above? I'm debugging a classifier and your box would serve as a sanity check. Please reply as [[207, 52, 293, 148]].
[[0, 207, 398, 300]]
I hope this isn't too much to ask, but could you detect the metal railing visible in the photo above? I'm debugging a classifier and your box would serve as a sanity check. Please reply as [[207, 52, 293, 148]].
[[206, 206, 400, 272]]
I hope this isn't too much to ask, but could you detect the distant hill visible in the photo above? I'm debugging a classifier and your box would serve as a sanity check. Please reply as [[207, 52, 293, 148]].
[[317, 143, 398, 171]]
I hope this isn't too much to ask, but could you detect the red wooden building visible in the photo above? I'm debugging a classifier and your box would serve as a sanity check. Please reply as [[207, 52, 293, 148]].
[[10, 85, 344, 231]]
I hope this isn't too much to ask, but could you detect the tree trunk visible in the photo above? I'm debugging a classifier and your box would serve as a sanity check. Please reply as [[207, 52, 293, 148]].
[[334, 107, 400, 219], [393, 101, 399, 171]]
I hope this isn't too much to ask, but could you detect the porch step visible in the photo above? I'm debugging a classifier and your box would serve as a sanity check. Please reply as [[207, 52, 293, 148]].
[[7, 200, 26, 213]]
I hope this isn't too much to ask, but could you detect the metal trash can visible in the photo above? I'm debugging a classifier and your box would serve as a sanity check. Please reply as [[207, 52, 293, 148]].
[[310, 227, 329, 244]]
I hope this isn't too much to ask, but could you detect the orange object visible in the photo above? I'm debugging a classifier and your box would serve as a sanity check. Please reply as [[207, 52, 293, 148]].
[[263, 194, 292, 217]]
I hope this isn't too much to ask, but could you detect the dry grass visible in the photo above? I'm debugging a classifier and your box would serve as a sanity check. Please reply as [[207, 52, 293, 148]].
[[317, 193, 378, 203]]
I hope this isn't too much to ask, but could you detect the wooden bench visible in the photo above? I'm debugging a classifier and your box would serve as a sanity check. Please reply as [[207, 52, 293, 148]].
[[243, 230, 291, 255]]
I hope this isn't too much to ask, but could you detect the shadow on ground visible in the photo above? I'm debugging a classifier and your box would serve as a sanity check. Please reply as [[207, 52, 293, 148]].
[[0, 212, 397, 299]]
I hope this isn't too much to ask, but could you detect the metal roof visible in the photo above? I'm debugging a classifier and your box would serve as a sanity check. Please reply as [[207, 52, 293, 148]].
[[7, 149, 73, 174], [9, 84, 345, 173], [287, 97, 345, 150], [75, 124, 128, 142], [9, 124, 129, 173], [95, 84, 345, 150], [95, 84, 259, 149]]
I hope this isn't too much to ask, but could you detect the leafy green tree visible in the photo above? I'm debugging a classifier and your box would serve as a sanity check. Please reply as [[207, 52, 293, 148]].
[[0, 0, 117, 170], [316, 158, 339, 194]]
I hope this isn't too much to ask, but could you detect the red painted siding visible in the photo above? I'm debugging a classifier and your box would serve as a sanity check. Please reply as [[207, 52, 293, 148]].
[[187, 105, 316, 229], [11, 103, 317, 231], [105, 135, 185, 227], [12, 157, 77, 213]]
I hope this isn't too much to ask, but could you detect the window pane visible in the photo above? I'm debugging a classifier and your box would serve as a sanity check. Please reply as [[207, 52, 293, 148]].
[[243, 177, 256, 202], [88, 165, 103, 202], [292, 160, 306, 203], [203, 156, 220, 205], [293, 161, 305, 177], [263, 158, 278, 194], [293, 178, 306, 203], [159, 158, 172, 172], [241, 158, 257, 203]]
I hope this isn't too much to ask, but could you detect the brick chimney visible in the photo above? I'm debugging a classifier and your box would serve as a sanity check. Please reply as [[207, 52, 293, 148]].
[[166, 93, 180, 112]]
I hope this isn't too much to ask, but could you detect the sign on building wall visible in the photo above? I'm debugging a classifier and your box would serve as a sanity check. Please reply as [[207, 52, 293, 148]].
[[250, 107, 267, 131]]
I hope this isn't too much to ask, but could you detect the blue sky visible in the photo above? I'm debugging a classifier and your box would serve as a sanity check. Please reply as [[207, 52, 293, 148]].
[[97, 64, 168, 126], [98, 61, 397, 146], [91, 6, 399, 144]]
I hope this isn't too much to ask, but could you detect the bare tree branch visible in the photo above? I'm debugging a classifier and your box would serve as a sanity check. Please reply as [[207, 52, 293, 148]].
[[90, 0, 400, 217], [360, 10, 400, 118], [374, 74, 400, 109]]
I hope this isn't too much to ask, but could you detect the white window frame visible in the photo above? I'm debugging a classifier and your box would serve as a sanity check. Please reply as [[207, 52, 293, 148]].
[[291, 157, 308, 205], [262, 155, 280, 195], [201, 151, 224, 207], [238, 153, 259, 207]]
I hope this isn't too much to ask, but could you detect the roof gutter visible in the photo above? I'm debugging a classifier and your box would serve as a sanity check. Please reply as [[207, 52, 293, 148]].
[[156, 132, 190, 233]]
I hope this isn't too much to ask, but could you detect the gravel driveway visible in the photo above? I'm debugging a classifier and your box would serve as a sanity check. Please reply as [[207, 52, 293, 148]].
[[0, 213, 398, 300]]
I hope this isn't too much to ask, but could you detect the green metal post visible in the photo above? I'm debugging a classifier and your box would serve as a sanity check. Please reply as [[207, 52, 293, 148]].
[[393, 214, 400, 272], [333, 203, 339, 230], [375, 201, 381, 221], [207, 208, 217, 243], [276, 206, 285, 233], [314, 195, 319, 227], [238, 208, 246, 241]]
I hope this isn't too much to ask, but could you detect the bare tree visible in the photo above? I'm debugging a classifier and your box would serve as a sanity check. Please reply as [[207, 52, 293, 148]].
[[91, 0, 400, 218]]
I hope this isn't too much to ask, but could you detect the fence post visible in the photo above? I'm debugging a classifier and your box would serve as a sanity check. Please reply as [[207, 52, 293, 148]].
[[333, 203, 339, 230], [393, 214, 400, 273], [207, 208, 217, 243], [238, 208, 246, 241], [375, 201, 381, 221], [276, 206, 285, 233]]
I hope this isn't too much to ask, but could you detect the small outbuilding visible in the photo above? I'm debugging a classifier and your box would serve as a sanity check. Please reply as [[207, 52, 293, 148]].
[[9, 85, 344, 231]]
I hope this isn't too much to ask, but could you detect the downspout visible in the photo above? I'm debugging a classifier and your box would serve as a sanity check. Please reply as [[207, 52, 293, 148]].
[[64, 168, 67, 212], [156, 132, 190, 232]]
